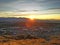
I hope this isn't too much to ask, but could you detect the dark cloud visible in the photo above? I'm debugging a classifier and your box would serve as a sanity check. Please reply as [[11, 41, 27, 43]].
[[0, 0, 60, 15], [0, 0, 17, 3]]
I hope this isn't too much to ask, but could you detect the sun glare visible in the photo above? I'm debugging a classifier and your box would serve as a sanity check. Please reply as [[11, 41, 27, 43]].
[[28, 15, 35, 20]]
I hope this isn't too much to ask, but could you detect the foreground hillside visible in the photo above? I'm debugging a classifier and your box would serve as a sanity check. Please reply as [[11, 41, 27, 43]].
[[0, 35, 60, 45], [0, 38, 60, 45]]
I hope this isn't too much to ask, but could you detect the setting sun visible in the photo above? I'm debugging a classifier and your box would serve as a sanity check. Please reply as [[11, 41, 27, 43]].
[[28, 15, 35, 20]]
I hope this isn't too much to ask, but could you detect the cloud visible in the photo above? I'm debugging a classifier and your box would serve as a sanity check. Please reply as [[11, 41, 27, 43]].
[[0, 8, 60, 15], [0, 0, 60, 11], [0, 0, 60, 17], [0, 0, 18, 3]]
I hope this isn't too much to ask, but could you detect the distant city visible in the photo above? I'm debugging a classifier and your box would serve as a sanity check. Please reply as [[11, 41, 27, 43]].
[[0, 18, 60, 45]]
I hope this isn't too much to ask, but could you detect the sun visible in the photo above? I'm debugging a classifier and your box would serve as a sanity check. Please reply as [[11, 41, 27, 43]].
[[28, 15, 35, 20]]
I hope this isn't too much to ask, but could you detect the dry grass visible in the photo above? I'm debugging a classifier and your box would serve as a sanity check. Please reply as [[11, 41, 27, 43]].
[[0, 37, 60, 45]]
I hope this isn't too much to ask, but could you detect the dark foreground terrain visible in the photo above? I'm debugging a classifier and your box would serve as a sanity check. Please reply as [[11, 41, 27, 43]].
[[0, 18, 60, 45]]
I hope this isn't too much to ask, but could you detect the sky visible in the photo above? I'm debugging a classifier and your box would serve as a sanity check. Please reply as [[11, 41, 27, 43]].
[[0, 0, 60, 20]]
